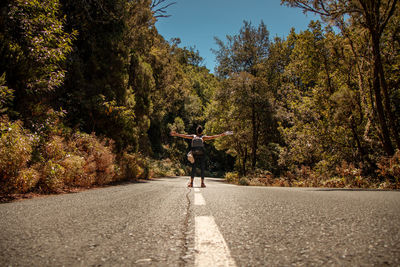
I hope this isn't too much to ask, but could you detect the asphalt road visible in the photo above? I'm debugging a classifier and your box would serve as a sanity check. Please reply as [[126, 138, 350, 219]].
[[1, 177, 399, 266]]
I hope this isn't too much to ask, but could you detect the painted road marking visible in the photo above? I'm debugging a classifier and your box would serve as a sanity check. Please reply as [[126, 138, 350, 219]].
[[195, 216, 237, 267], [194, 193, 206, 205], [194, 188, 200, 192]]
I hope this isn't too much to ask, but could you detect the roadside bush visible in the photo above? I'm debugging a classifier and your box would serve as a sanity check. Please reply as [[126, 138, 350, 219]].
[[248, 177, 266, 186], [68, 132, 116, 185], [118, 153, 144, 180], [60, 154, 85, 186], [0, 117, 33, 193], [335, 161, 362, 183], [93, 145, 116, 185], [149, 158, 185, 178], [39, 161, 65, 193], [377, 151, 400, 184], [313, 160, 333, 180], [249, 170, 278, 186], [323, 177, 346, 188], [13, 167, 40, 193], [295, 165, 321, 187], [44, 135, 65, 161], [224, 172, 239, 184], [238, 177, 250, 186]]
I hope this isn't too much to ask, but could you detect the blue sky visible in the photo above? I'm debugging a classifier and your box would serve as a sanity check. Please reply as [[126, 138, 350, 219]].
[[155, 0, 319, 72]]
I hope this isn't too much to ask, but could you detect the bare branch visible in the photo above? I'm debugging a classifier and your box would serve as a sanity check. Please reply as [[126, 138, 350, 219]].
[[151, 0, 176, 18]]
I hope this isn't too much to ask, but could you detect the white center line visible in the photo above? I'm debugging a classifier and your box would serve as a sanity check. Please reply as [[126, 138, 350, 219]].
[[194, 188, 200, 192], [194, 193, 206, 205], [195, 216, 237, 267]]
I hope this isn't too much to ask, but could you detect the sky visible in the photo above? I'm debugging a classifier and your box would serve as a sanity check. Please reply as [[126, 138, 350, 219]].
[[155, 0, 319, 72]]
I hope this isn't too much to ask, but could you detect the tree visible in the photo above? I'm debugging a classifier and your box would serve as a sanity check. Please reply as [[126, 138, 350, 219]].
[[282, 0, 400, 156], [0, 0, 75, 119], [58, 0, 157, 152], [213, 21, 272, 170]]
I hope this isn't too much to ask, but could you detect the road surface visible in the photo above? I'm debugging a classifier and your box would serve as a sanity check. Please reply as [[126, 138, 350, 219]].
[[1, 176, 399, 266]]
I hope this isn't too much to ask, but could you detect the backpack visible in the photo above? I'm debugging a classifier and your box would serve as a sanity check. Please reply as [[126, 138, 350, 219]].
[[191, 135, 204, 155]]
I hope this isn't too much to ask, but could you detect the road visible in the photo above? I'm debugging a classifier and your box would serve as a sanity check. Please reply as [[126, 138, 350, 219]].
[[1, 177, 399, 266]]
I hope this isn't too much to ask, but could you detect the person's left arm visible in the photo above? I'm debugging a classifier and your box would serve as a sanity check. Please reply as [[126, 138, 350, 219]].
[[170, 131, 194, 139]]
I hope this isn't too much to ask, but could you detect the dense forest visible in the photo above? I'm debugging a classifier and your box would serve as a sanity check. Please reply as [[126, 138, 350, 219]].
[[0, 0, 399, 195]]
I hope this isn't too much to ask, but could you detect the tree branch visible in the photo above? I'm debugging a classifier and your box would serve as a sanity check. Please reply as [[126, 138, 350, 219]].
[[151, 0, 176, 18], [380, 0, 398, 34]]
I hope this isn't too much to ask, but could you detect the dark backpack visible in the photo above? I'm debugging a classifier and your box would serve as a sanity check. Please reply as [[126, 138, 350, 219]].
[[191, 135, 204, 155]]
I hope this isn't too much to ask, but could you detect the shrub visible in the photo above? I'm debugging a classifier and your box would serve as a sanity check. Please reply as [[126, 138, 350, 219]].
[[0, 117, 33, 193], [118, 153, 144, 181], [60, 154, 85, 186], [39, 161, 65, 193], [44, 135, 65, 161], [313, 160, 333, 180], [148, 158, 184, 178], [68, 132, 116, 185], [248, 177, 266, 186], [323, 177, 346, 188], [295, 165, 321, 187], [377, 151, 400, 183], [225, 172, 239, 184], [0, 118, 32, 178], [378, 180, 400, 190], [93, 146, 116, 185], [13, 167, 40, 193], [332, 161, 373, 188], [336, 161, 362, 182], [238, 177, 250, 186], [249, 170, 278, 186], [271, 178, 290, 187]]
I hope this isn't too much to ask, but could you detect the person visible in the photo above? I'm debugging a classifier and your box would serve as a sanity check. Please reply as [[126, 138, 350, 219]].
[[170, 125, 228, 188]]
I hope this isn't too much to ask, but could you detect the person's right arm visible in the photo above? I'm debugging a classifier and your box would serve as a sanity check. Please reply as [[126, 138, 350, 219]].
[[170, 131, 194, 139]]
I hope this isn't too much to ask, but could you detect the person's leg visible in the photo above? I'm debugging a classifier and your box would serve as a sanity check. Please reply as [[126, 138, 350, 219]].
[[200, 156, 206, 187], [189, 160, 196, 187]]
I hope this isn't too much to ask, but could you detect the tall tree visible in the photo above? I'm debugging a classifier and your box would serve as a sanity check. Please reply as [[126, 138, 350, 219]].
[[282, 0, 400, 155], [0, 0, 75, 119], [213, 21, 271, 170]]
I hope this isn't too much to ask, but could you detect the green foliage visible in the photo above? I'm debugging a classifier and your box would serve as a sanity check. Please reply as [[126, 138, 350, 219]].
[[377, 151, 400, 185], [0, 117, 41, 194], [117, 153, 145, 181], [238, 177, 250, 186], [67, 132, 116, 185], [5, 0, 75, 93], [0, 117, 33, 193], [44, 135, 66, 161], [210, 21, 277, 175], [224, 172, 239, 184], [166, 117, 188, 161], [0, 0, 76, 127], [39, 160, 65, 193], [0, 0, 399, 195], [60, 155, 85, 186], [14, 167, 40, 193], [0, 74, 14, 115], [148, 158, 186, 178]]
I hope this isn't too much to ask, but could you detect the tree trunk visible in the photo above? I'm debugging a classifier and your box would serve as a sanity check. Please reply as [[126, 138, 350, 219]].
[[371, 35, 395, 156], [243, 147, 248, 176], [251, 102, 258, 170], [322, 50, 333, 94], [350, 117, 366, 159], [376, 44, 400, 150]]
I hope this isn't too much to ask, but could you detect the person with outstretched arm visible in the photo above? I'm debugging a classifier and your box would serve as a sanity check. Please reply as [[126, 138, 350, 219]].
[[170, 125, 231, 188]]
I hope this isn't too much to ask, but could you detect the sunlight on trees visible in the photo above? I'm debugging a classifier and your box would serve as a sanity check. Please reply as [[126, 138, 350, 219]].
[[0, 0, 399, 194]]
